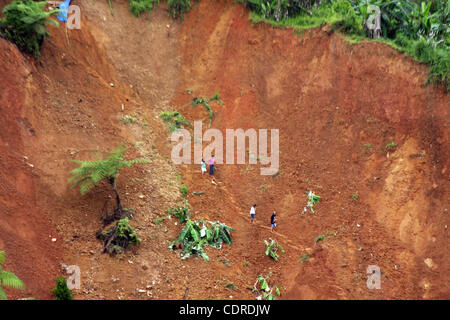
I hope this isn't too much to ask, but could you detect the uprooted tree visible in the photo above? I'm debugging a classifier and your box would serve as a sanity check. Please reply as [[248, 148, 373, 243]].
[[96, 217, 142, 254], [68, 143, 149, 225]]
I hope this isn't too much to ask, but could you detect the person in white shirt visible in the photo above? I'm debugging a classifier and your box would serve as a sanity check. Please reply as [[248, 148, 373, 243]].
[[250, 204, 256, 223]]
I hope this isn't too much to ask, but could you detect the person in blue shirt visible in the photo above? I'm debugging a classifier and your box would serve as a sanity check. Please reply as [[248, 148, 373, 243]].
[[201, 159, 207, 175], [270, 210, 277, 232]]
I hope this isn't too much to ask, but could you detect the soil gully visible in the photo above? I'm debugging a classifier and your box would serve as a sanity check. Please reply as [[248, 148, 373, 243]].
[[0, 0, 448, 300]]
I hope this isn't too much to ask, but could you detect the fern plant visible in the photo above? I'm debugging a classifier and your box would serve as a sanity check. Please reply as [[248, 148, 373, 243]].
[[68, 143, 149, 213], [0, 251, 25, 300], [0, 1, 59, 58]]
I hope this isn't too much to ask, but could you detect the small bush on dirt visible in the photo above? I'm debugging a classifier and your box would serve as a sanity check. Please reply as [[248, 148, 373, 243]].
[[314, 234, 326, 245], [128, 0, 159, 17], [385, 140, 398, 151], [264, 239, 284, 261], [167, 200, 191, 223], [190, 93, 224, 127], [180, 184, 188, 197], [0, 250, 25, 300], [53, 276, 72, 300], [97, 217, 142, 255], [160, 111, 190, 131], [0, 0, 59, 58], [167, 0, 193, 21], [298, 253, 310, 263]]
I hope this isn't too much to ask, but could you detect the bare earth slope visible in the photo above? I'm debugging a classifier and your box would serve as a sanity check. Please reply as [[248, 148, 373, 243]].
[[0, 0, 448, 299]]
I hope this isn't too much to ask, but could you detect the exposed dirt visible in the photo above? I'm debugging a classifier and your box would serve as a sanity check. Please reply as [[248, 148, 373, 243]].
[[0, 0, 448, 300]]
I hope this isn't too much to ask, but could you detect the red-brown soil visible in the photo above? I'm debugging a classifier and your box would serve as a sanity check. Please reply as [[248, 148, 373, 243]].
[[0, 0, 448, 300]]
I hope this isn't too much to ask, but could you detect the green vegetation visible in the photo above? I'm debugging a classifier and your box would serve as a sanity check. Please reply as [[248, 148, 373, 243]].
[[97, 217, 142, 254], [53, 276, 73, 300], [68, 143, 149, 223], [240, 0, 449, 90], [191, 93, 225, 127], [167, 200, 191, 223], [314, 234, 326, 244], [224, 282, 237, 290], [168, 0, 195, 21], [352, 192, 359, 201], [160, 111, 190, 131], [128, 0, 159, 17], [180, 184, 188, 197], [0, 0, 59, 58], [298, 253, 310, 263], [120, 114, 137, 124], [253, 275, 281, 300], [385, 139, 398, 151], [303, 190, 320, 214], [264, 239, 285, 261], [0, 251, 25, 300], [170, 219, 235, 261]]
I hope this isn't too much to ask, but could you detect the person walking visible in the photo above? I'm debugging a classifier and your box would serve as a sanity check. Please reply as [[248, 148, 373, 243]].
[[209, 155, 215, 176], [201, 158, 207, 175], [270, 210, 277, 232], [250, 204, 256, 224]]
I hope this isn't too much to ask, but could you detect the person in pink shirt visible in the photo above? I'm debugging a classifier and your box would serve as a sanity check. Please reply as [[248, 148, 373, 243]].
[[209, 155, 215, 176]]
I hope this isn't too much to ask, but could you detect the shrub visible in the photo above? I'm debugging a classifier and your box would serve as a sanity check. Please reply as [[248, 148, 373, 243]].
[[53, 276, 73, 300], [180, 184, 188, 197], [0, 1, 59, 58], [168, 200, 191, 223], [167, 0, 192, 21], [128, 0, 159, 17], [160, 111, 190, 131]]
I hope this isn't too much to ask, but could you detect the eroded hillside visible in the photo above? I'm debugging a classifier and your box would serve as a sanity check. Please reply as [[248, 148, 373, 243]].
[[0, 0, 448, 300]]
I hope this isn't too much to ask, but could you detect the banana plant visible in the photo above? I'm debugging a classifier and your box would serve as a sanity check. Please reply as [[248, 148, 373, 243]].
[[171, 219, 235, 261], [264, 239, 285, 261], [253, 274, 281, 300]]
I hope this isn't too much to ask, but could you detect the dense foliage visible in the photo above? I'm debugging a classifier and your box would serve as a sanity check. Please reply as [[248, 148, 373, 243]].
[[241, 0, 449, 89], [0, 0, 59, 57], [53, 276, 73, 300], [167, 0, 194, 21], [0, 251, 25, 300], [171, 219, 235, 261], [128, 0, 159, 17]]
